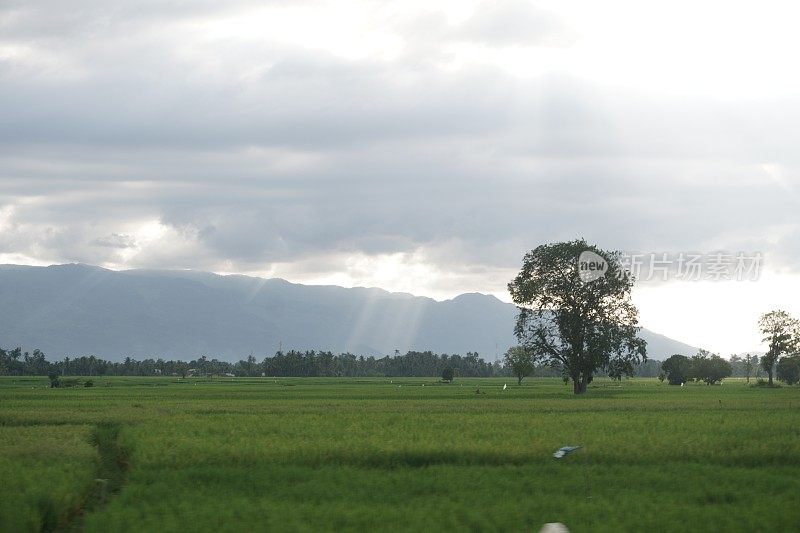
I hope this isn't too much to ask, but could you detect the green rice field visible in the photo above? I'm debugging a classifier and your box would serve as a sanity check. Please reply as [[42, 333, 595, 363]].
[[1, 376, 799, 532]]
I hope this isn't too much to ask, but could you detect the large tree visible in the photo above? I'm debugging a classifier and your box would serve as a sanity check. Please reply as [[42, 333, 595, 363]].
[[758, 310, 799, 385], [508, 240, 647, 395]]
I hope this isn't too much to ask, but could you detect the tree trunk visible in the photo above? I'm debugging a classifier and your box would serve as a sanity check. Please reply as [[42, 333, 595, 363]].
[[768, 368, 773, 386], [517, 375, 523, 385], [573, 375, 588, 395]]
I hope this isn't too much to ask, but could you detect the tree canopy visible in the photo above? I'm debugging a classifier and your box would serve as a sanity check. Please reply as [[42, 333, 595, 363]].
[[690, 350, 732, 385], [661, 354, 691, 385], [508, 239, 647, 394], [662, 350, 732, 385]]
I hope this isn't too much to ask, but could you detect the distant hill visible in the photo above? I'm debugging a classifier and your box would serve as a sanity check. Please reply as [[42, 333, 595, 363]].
[[0, 264, 698, 361]]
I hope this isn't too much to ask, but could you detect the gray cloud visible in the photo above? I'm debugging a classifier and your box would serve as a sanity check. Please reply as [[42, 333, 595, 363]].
[[93, 233, 136, 248], [452, 0, 574, 47], [0, 0, 798, 294]]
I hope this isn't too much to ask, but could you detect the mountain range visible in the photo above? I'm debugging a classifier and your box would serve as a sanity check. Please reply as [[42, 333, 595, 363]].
[[0, 263, 698, 361]]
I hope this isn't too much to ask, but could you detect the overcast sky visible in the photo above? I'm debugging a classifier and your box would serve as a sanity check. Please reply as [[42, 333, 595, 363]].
[[1, 0, 799, 354]]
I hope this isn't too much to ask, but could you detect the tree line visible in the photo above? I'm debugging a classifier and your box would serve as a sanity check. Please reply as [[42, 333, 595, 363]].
[[0, 346, 661, 379], [658, 311, 800, 387], [0, 348, 503, 378]]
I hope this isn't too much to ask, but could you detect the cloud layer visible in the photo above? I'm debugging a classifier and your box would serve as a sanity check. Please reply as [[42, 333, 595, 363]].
[[1, 0, 799, 303]]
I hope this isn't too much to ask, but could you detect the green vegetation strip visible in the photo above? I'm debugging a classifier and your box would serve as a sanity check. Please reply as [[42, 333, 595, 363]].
[[71, 423, 131, 527], [0, 425, 96, 532], [0, 421, 130, 533]]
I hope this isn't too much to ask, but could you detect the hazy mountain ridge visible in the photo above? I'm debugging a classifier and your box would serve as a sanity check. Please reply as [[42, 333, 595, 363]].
[[0, 264, 698, 361]]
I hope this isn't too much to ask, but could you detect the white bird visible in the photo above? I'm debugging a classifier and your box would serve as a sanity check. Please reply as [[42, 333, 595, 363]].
[[503, 383, 508, 390], [553, 446, 581, 459]]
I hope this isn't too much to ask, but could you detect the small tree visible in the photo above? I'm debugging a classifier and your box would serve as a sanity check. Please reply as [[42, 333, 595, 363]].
[[504, 346, 534, 385], [441, 367, 454, 383], [661, 354, 690, 385], [743, 354, 757, 384], [777, 356, 800, 385], [759, 310, 800, 385]]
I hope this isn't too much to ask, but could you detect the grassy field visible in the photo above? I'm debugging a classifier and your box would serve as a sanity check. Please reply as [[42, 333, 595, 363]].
[[1, 376, 799, 532]]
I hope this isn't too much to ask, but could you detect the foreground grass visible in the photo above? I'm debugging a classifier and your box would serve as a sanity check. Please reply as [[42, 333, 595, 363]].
[[0, 424, 97, 531], [1, 377, 799, 532]]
